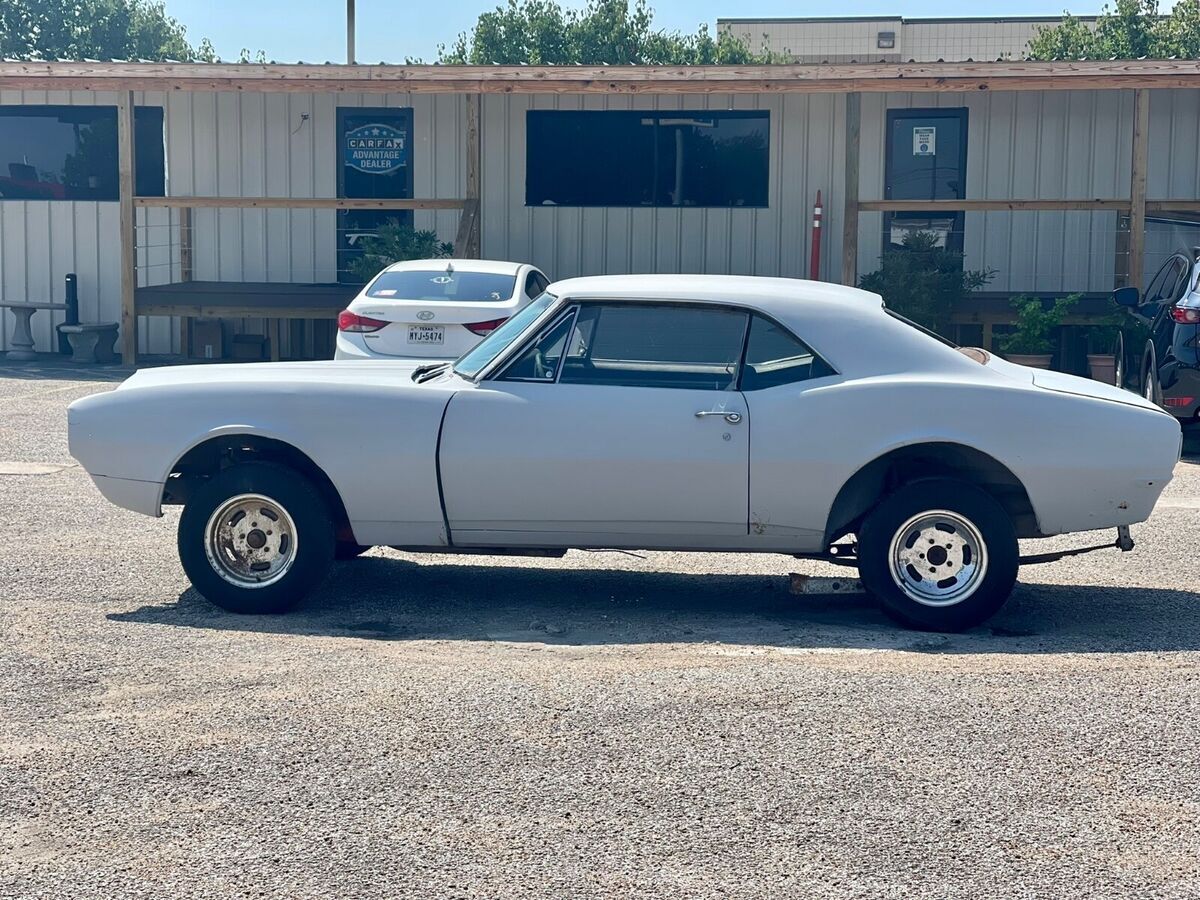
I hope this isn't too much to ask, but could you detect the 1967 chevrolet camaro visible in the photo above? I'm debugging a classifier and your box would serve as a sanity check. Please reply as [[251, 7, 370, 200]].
[[68, 275, 1182, 631]]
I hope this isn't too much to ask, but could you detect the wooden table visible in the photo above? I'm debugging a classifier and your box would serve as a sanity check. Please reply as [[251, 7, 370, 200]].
[[136, 281, 359, 361], [1, 302, 68, 360]]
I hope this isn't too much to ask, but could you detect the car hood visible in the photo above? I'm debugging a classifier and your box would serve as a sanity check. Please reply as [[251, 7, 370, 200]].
[[982, 353, 1161, 412], [117, 359, 430, 392]]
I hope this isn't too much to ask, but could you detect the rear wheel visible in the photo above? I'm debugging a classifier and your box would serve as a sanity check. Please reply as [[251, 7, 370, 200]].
[[857, 479, 1018, 632], [178, 462, 335, 614]]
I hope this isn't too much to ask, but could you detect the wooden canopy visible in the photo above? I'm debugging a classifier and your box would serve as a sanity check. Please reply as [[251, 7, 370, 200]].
[[3, 58, 1200, 94]]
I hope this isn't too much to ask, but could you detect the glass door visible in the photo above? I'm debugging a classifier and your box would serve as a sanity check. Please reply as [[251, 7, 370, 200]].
[[884, 108, 968, 254], [337, 107, 414, 283]]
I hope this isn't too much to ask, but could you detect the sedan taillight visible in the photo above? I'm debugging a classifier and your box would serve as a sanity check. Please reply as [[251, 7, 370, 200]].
[[1170, 306, 1200, 324], [465, 317, 508, 336], [337, 310, 389, 333]]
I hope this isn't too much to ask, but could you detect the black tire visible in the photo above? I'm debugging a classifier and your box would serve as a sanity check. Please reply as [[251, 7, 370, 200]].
[[178, 462, 335, 614], [1142, 345, 1163, 407], [857, 479, 1019, 632], [335, 541, 371, 560]]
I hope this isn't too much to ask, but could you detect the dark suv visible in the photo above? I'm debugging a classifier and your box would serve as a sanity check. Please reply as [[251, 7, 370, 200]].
[[1114, 248, 1200, 426]]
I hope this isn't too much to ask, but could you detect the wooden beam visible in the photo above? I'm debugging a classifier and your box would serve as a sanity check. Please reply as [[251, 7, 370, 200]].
[[134, 196, 465, 210], [1146, 200, 1200, 213], [6, 59, 1200, 95], [178, 206, 193, 358], [453, 199, 481, 258], [860, 199, 1132, 211], [465, 93, 481, 257], [841, 92, 860, 287], [118, 91, 137, 366], [1128, 88, 1150, 289]]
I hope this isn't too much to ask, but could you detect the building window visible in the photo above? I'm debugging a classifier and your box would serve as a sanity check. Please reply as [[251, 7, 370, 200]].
[[526, 110, 769, 208], [0, 105, 165, 201]]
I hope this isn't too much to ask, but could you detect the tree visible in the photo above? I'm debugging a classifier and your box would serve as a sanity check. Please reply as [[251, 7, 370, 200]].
[[0, 0, 214, 62], [435, 0, 787, 65], [1027, 0, 1200, 60]]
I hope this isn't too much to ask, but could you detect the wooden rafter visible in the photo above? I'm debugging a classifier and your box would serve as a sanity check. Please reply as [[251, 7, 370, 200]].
[[5, 59, 1200, 94]]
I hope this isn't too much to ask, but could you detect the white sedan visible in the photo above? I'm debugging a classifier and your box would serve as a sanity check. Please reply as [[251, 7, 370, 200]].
[[68, 275, 1181, 631], [334, 258, 549, 360]]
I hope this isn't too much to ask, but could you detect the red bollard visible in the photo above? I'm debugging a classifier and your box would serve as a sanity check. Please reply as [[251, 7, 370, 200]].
[[809, 190, 823, 281]]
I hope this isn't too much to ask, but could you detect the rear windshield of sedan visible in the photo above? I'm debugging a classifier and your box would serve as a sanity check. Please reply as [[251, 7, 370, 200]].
[[366, 270, 517, 302]]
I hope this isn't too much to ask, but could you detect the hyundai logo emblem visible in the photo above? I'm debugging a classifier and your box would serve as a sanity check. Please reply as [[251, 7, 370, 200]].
[[417, 310, 435, 321]]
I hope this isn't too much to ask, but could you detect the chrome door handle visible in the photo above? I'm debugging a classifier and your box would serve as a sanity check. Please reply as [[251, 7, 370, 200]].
[[695, 410, 742, 424]]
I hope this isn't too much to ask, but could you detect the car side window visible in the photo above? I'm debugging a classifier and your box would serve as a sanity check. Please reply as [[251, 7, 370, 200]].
[[498, 309, 578, 382], [739, 315, 835, 390], [525, 271, 549, 297], [559, 303, 749, 391]]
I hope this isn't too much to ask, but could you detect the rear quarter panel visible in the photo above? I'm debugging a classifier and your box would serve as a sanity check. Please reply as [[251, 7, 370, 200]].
[[746, 374, 1180, 548], [68, 380, 453, 547]]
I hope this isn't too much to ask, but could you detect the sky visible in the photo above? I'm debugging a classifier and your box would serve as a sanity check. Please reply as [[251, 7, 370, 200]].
[[164, 0, 1110, 63]]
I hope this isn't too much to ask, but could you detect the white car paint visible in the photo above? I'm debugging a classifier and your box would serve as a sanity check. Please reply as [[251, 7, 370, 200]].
[[334, 258, 548, 361], [69, 275, 1182, 556]]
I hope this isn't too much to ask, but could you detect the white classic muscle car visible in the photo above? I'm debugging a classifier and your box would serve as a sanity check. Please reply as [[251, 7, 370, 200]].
[[68, 275, 1182, 631]]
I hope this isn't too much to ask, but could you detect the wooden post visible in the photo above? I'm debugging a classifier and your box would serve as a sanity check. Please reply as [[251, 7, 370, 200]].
[[841, 92, 861, 287], [465, 93, 481, 257], [1128, 88, 1150, 290], [117, 91, 137, 365], [178, 206, 192, 357]]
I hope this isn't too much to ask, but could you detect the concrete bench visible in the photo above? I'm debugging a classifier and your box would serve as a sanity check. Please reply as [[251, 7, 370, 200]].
[[59, 323, 119, 364], [1, 302, 69, 361]]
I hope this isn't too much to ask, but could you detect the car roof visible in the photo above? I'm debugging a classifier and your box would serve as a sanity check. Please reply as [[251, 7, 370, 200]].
[[383, 258, 526, 276], [546, 274, 884, 319]]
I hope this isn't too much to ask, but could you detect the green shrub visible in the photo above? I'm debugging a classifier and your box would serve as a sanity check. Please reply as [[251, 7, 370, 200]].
[[858, 232, 993, 334], [347, 220, 453, 283], [999, 294, 1079, 356]]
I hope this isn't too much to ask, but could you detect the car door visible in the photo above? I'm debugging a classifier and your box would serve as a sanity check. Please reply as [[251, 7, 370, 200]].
[[438, 301, 752, 547], [1142, 256, 1188, 381]]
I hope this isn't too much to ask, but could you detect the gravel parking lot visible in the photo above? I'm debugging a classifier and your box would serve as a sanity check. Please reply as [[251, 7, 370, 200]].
[[2, 361, 1200, 898]]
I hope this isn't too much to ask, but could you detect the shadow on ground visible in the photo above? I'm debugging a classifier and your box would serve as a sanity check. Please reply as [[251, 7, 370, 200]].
[[109, 556, 1200, 654]]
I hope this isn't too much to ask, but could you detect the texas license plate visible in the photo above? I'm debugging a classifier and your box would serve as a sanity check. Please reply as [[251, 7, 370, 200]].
[[407, 325, 444, 344]]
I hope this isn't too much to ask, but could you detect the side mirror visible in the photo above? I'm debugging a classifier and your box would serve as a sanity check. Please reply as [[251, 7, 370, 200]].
[[1112, 286, 1141, 308]]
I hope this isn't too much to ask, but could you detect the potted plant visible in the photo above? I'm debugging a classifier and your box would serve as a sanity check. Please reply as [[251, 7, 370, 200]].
[[1084, 313, 1123, 384], [998, 294, 1079, 369]]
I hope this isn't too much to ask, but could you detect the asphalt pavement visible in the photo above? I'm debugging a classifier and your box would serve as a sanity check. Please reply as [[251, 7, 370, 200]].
[[2, 360, 1199, 898]]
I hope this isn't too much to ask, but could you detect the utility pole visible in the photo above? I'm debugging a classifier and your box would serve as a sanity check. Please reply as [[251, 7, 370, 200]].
[[347, 0, 356, 64]]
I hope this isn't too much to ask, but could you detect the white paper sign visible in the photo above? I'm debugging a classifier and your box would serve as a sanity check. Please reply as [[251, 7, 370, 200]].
[[913, 126, 936, 156]]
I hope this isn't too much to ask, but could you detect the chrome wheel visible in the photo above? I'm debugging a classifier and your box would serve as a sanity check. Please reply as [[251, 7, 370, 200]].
[[204, 493, 298, 588], [887, 509, 989, 608]]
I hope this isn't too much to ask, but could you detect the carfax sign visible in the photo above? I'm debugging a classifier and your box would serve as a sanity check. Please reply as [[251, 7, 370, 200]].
[[344, 123, 409, 174]]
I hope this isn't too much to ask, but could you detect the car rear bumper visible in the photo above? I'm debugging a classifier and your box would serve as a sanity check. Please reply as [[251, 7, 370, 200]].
[[334, 329, 461, 362], [1162, 364, 1200, 421]]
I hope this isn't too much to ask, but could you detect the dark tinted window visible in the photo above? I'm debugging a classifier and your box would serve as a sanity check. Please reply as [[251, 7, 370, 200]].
[[526, 110, 769, 208], [560, 303, 748, 391], [0, 105, 164, 200], [739, 315, 834, 390], [366, 269, 516, 301], [524, 270, 549, 297]]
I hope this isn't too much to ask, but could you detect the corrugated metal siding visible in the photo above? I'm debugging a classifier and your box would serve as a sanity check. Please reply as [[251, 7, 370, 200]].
[[857, 90, 1137, 293], [1, 90, 464, 353], [2, 86, 1198, 354], [481, 92, 844, 282]]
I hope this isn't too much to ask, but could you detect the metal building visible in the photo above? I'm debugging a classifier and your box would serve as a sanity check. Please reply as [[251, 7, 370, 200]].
[[0, 60, 1198, 362]]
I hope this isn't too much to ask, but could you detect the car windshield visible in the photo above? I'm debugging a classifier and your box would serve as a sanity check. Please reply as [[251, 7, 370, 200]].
[[453, 292, 557, 379], [366, 269, 516, 302]]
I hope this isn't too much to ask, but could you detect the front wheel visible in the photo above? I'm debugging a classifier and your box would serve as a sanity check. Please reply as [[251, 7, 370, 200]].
[[178, 462, 335, 614], [857, 479, 1019, 632]]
